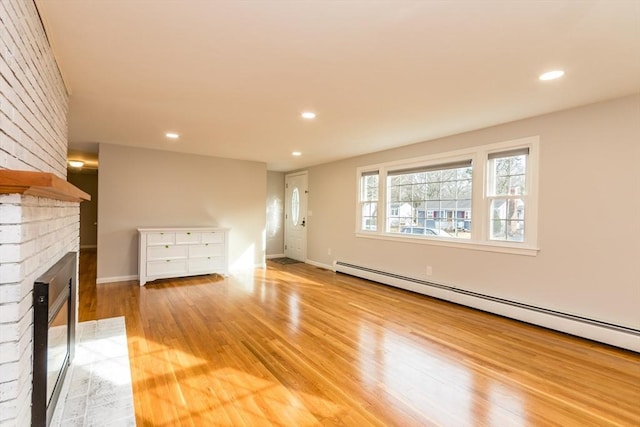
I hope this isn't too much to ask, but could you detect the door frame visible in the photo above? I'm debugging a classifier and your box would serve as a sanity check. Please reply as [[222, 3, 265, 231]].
[[284, 171, 308, 261]]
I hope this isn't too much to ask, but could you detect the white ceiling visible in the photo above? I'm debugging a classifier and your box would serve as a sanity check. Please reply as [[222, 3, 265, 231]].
[[37, 0, 640, 171]]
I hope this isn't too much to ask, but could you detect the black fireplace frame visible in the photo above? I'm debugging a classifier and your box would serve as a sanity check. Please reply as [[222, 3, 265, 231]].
[[32, 252, 77, 427]]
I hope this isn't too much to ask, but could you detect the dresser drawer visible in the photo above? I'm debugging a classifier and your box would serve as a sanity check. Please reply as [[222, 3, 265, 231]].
[[147, 245, 188, 260], [189, 244, 224, 258], [147, 232, 175, 245], [188, 257, 224, 274], [147, 259, 188, 277], [201, 231, 225, 244], [176, 231, 201, 244]]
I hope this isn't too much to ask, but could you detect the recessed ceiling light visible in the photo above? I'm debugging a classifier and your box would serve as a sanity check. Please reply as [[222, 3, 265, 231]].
[[165, 132, 179, 139], [539, 70, 565, 81], [301, 112, 316, 119], [292, 151, 302, 156], [68, 160, 84, 168]]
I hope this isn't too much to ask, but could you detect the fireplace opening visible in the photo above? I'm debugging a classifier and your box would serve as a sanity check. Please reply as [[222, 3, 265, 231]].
[[32, 252, 77, 427]]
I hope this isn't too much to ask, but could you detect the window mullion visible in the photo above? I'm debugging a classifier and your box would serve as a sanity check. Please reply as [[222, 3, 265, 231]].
[[378, 168, 387, 234], [472, 152, 487, 242]]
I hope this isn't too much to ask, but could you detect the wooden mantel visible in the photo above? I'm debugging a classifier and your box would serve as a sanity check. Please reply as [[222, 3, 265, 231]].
[[0, 170, 90, 202]]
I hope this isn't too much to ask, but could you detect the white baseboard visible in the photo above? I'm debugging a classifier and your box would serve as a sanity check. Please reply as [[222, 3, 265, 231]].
[[305, 259, 335, 271], [335, 261, 640, 353], [96, 275, 138, 284], [266, 253, 286, 259]]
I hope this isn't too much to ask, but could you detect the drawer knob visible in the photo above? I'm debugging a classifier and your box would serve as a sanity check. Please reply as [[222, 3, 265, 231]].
[[187, 232, 191, 235], [165, 245, 169, 249], [166, 260, 170, 262], [205, 243, 209, 246]]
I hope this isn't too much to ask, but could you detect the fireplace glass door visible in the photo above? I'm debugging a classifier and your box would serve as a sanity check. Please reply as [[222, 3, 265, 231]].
[[47, 294, 69, 405], [33, 251, 77, 427]]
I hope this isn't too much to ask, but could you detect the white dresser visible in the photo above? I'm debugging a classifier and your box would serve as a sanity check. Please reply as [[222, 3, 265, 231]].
[[138, 227, 229, 286]]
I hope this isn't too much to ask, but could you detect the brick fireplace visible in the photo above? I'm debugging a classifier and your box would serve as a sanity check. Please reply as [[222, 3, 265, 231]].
[[0, 1, 88, 425], [0, 185, 86, 425]]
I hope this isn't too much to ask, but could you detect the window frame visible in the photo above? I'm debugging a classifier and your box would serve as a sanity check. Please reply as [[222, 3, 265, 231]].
[[355, 136, 540, 256], [358, 169, 380, 232], [485, 148, 529, 243]]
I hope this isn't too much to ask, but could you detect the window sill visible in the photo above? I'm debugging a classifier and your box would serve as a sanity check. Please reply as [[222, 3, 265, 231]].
[[355, 232, 539, 256]]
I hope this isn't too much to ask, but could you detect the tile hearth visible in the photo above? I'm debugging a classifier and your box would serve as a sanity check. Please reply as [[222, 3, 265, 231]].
[[50, 317, 135, 427]]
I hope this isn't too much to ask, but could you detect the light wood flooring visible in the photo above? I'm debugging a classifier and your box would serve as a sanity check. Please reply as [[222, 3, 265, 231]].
[[78, 250, 640, 426]]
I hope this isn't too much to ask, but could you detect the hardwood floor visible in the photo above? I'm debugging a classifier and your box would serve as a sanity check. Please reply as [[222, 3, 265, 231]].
[[78, 250, 640, 426]]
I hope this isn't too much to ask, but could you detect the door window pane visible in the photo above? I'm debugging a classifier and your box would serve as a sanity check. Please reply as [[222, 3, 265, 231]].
[[292, 187, 300, 226]]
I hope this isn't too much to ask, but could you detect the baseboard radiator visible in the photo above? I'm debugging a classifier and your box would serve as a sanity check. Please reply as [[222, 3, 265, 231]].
[[335, 261, 640, 353]]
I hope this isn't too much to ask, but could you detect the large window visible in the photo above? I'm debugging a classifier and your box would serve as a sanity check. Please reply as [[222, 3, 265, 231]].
[[357, 137, 539, 255], [386, 161, 472, 239]]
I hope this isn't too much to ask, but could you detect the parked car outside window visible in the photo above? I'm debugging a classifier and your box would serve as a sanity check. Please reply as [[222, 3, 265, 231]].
[[400, 227, 451, 237]]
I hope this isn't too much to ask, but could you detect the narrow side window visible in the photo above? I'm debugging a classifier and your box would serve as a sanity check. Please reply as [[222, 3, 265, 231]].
[[359, 171, 379, 231], [486, 148, 529, 243]]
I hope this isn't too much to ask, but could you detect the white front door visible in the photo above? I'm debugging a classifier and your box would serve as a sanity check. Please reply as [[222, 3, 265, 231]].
[[284, 172, 307, 262]]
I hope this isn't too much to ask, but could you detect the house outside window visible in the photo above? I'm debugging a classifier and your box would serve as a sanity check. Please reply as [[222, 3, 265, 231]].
[[356, 136, 539, 255], [386, 161, 472, 238]]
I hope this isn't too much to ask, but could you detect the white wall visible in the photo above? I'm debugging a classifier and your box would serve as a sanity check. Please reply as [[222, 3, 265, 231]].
[[97, 144, 267, 283], [0, 1, 78, 425], [306, 95, 640, 341], [266, 171, 284, 257]]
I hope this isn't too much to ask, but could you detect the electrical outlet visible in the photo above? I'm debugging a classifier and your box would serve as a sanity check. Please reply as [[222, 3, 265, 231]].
[[327, 248, 332, 255], [426, 266, 433, 276]]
